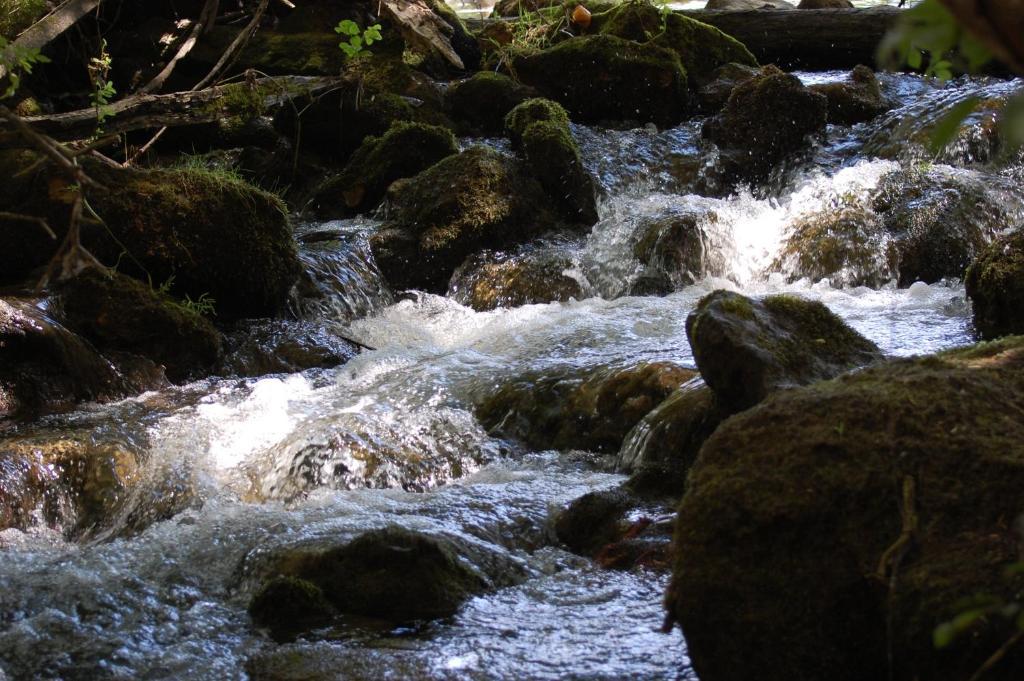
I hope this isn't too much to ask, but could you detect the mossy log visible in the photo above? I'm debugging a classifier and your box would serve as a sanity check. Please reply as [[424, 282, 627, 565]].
[[0, 75, 339, 142], [674, 8, 900, 69]]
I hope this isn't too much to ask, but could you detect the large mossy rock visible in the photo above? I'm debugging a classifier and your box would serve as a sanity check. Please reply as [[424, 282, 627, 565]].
[[512, 34, 688, 126], [307, 121, 458, 217], [686, 290, 882, 411], [808, 65, 889, 125], [370, 146, 559, 292], [702, 65, 827, 182], [55, 269, 222, 383], [666, 337, 1024, 681], [447, 71, 538, 135], [247, 526, 492, 635], [0, 153, 300, 320], [448, 249, 586, 311], [650, 13, 757, 86], [505, 98, 598, 224], [477, 361, 696, 453], [965, 229, 1024, 339]]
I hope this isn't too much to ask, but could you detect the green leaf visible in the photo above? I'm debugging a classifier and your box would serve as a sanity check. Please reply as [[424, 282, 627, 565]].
[[934, 622, 956, 649], [927, 96, 979, 155], [364, 24, 383, 42], [335, 19, 359, 36], [907, 49, 923, 69]]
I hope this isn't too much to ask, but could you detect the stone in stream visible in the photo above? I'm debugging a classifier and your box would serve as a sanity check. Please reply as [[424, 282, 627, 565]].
[[505, 98, 599, 225], [218, 318, 360, 377], [307, 121, 459, 218], [632, 207, 724, 290], [447, 71, 539, 136], [965, 229, 1024, 339], [808, 64, 890, 125], [686, 290, 882, 412], [695, 61, 760, 113], [448, 248, 586, 311], [666, 336, 1024, 681]]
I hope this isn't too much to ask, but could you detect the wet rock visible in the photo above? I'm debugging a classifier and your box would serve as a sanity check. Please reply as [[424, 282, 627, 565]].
[[666, 336, 1024, 681], [809, 65, 890, 125], [618, 377, 726, 497], [632, 208, 722, 288], [307, 121, 458, 217], [650, 13, 758, 87], [696, 61, 760, 113], [478, 362, 696, 453], [55, 269, 222, 383], [247, 526, 492, 630], [370, 146, 559, 292], [0, 152, 300, 320], [686, 290, 882, 412], [512, 34, 689, 126], [797, 0, 852, 7], [219, 319, 360, 377], [702, 65, 828, 183], [965, 229, 1024, 339], [706, 0, 794, 8], [447, 72, 539, 135], [506, 98, 598, 224], [0, 299, 130, 420], [448, 249, 585, 311]]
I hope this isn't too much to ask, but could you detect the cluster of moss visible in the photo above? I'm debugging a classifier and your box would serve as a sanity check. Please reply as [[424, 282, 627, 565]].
[[447, 71, 537, 135], [965, 229, 1024, 339]]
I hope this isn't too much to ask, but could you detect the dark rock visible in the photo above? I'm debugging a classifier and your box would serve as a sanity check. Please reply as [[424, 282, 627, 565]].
[[666, 336, 1024, 681], [218, 319, 360, 378], [505, 98, 598, 224], [809, 65, 890, 125], [696, 61, 760, 113], [512, 34, 689, 126], [965, 229, 1024, 339], [370, 146, 559, 292], [706, 0, 794, 7], [477, 361, 696, 452], [249, 576, 335, 638], [448, 249, 586, 311], [632, 208, 722, 289], [686, 290, 882, 411], [702, 65, 827, 182], [447, 72, 539, 135], [307, 121, 458, 217], [650, 13, 758, 86]]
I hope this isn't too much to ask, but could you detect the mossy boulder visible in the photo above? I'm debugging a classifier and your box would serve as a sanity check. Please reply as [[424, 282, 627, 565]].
[[512, 34, 689, 126], [651, 13, 757, 86], [702, 65, 828, 182], [448, 249, 586, 311], [247, 526, 490, 630], [809, 65, 890, 125], [0, 154, 300, 320], [686, 290, 882, 411], [965, 229, 1024, 339], [505, 98, 598, 224], [370, 146, 559, 292], [218, 319, 360, 377], [55, 269, 222, 383], [477, 361, 696, 453], [307, 121, 458, 217], [446, 71, 539, 135], [695, 61, 759, 113], [666, 336, 1024, 681]]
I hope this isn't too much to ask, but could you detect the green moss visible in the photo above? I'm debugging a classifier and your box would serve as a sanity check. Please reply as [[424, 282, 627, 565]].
[[249, 575, 334, 636], [504, 97, 570, 147], [965, 230, 1024, 340], [0, 0, 46, 39], [595, 1, 665, 42], [714, 292, 754, 320], [652, 13, 756, 85], [520, 119, 597, 223], [447, 71, 537, 135]]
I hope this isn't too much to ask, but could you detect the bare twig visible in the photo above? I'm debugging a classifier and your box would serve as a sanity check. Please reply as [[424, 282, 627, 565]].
[[968, 628, 1024, 681], [138, 0, 221, 95], [0, 212, 57, 239]]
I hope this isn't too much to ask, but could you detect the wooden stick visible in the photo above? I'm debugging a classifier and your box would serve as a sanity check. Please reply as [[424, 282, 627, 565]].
[[138, 0, 221, 95]]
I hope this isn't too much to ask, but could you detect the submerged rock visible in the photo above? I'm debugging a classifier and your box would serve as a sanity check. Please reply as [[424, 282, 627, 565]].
[[505, 98, 598, 224], [513, 34, 688, 126], [447, 71, 538, 135], [478, 361, 696, 453], [307, 121, 458, 217], [632, 208, 722, 289], [448, 249, 585, 311], [667, 336, 1024, 681], [370, 146, 559, 292], [809, 65, 890, 125], [686, 290, 882, 411], [965, 229, 1024, 339], [702, 65, 827, 182], [218, 318, 360, 377]]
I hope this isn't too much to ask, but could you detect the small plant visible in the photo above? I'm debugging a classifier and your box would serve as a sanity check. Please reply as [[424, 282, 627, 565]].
[[181, 292, 217, 317], [87, 39, 115, 126], [0, 35, 50, 98], [335, 19, 383, 59]]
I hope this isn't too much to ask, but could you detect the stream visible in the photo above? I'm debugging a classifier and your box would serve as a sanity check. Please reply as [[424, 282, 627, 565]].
[[1, 70, 1022, 680]]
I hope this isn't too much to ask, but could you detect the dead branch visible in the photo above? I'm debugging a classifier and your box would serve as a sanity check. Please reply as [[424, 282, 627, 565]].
[[193, 0, 271, 91], [379, 0, 465, 70], [0, 212, 57, 240], [138, 0, 221, 95]]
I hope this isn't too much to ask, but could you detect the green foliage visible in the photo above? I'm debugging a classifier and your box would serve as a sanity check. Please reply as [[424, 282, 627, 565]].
[[153, 275, 218, 317], [0, 35, 50, 98], [87, 39, 115, 125], [335, 19, 383, 59], [933, 562, 1024, 651]]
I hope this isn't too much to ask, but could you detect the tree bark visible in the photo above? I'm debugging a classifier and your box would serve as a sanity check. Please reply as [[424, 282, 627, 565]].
[[0, 0, 103, 79], [380, 0, 465, 70], [679, 7, 902, 70]]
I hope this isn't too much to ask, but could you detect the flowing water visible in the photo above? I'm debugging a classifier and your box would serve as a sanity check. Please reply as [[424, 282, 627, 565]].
[[1, 72, 1022, 680]]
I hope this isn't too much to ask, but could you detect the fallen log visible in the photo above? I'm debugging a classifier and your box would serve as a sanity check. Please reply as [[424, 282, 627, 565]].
[[0, 0, 103, 80], [0, 75, 341, 142], [679, 7, 902, 70]]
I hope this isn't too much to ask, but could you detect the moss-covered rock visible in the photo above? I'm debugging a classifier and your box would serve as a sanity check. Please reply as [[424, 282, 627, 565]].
[[247, 526, 489, 627], [666, 336, 1024, 681], [809, 65, 890, 125], [308, 121, 458, 217], [0, 153, 300, 320], [477, 361, 696, 452], [651, 13, 757, 86], [702, 65, 828, 182], [219, 318, 360, 377], [632, 208, 722, 289], [695, 61, 759, 113], [504, 98, 598, 224], [446, 71, 539, 135], [512, 34, 689, 125], [55, 269, 222, 383], [370, 146, 559, 292], [686, 290, 882, 411], [448, 249, 586, 311], [965, 229, 1024, 339]]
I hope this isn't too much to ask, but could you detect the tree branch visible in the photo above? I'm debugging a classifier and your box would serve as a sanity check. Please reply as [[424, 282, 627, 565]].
[[0, 0, 103, 80]]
